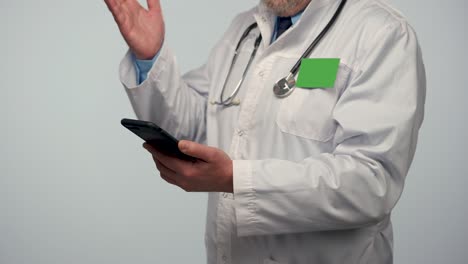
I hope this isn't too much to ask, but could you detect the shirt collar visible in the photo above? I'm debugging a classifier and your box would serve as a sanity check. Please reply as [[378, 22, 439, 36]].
[[270, 10, 304, 43], [290, 10, 305, 25]]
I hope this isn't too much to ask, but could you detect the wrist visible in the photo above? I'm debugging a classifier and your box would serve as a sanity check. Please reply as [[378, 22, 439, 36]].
[[134, 51, 158, 60], [133, 37, 164, 60], [223, 160, 234, 193]]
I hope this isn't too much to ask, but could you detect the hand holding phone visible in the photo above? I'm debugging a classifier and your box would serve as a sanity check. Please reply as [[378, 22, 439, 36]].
[[121, 118, 197, 162]]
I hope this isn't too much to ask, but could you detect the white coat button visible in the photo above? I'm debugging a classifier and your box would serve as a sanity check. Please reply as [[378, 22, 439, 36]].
[[222, 193, 229, 198], [222, 255, 228, 261], [238, 130, 245, 136], [258, 70, 265, 78]]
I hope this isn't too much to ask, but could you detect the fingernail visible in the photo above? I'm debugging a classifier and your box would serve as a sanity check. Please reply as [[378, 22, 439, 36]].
[[179, 141, 188, 151]]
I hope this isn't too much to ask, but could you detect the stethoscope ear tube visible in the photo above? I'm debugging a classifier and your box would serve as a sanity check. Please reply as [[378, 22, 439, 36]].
[[212, 27, 263, 107], [235, 23, 259, 51]]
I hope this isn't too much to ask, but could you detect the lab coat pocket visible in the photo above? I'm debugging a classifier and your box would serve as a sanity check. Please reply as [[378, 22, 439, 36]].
[[276, 63, 351, 142]]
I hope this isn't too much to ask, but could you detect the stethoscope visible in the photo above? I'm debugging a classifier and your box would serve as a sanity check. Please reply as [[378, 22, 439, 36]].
[[211, 0, 347, 107]]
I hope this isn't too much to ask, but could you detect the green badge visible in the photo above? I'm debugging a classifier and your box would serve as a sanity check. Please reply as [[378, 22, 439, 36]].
[[296, 58, 340, 88]]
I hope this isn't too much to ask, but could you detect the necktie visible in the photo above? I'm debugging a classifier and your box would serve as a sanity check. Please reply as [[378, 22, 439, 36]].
[[276, 16, 293, 39]]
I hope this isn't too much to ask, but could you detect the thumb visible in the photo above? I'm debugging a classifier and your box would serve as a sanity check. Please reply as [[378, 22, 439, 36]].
[[178, 140, 215, 162]]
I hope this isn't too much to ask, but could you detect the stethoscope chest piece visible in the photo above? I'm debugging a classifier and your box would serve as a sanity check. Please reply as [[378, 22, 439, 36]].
[[273, 73, 296, 98]]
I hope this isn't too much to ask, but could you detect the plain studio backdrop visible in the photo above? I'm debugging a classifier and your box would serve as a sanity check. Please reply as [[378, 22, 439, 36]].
[[1, 0, 467, 263]]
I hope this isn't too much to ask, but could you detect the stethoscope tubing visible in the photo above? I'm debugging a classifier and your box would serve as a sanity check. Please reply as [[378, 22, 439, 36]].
[[212, 0, 347, 106], [217, 32, 262, 106]]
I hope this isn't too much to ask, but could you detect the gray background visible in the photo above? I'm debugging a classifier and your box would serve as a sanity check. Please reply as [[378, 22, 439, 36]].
[[1, 0, 466, 263]]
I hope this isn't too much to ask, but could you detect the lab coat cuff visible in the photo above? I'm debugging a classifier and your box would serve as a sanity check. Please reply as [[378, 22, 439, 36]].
[[133, 40, 164, 84], [119, 42, 169, 90], [119, 49, 139, 88], [233, 160, 259, 237], [134, 51, 160, 84]]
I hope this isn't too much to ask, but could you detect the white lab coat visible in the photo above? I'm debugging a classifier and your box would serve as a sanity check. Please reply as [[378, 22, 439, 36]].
[[119, 0, 425, 263]]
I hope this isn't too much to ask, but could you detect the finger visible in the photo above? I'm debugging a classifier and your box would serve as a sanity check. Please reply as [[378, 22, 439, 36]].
[[155, 158, 191, 192], [143, 142, 156, 153], [178, 140, 216, 162], [144, 143, 179, 185], [160, 173, 177, 186], [155, 159, 179, 186], [123, 0, 144, 11], [147, 0, 161, 12], [111, 0, 142, 23], [153, 155, 176, 176], [143, 143, 167, 160], [143, 143, 186, 172], [155, 151, 186, 172], [104, 0, 120, 14], [153, 156, 176, 174], [143, 143, 167, 157], [105, 0, 127, 23]]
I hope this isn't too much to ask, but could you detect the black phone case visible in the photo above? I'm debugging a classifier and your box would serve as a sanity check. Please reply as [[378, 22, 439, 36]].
[[121, 118, 196, 162]]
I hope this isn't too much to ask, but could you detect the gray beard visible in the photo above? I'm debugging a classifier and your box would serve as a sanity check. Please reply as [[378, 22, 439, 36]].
[[262, 0, 307, 16]]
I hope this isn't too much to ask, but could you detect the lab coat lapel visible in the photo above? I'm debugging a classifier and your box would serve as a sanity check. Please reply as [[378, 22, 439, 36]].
[[253, 3, 275, 49]]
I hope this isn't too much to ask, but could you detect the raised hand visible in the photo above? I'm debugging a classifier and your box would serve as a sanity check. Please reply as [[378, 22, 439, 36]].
[[104, 0, 165, 60]]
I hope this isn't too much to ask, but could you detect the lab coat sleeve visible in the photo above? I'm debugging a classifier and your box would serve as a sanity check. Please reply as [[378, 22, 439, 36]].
[[118, 41, 211, 142], [233, 21, 426, 236]]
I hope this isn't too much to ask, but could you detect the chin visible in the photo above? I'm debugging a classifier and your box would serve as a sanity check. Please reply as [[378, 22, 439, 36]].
[[262, 0, 307, 17]]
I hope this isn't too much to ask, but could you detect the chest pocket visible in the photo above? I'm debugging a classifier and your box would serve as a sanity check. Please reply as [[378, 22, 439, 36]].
[[276, 63, 352, 142]]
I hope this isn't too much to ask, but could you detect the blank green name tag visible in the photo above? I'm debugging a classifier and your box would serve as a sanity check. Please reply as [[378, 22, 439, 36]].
[[296, 58, 340, 88]]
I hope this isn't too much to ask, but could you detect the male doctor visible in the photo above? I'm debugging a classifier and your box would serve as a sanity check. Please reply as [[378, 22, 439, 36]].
[[105, 0, 425, 263]]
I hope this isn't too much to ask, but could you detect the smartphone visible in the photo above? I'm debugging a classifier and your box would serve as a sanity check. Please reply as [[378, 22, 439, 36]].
[[121, 118, 196, 162]]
